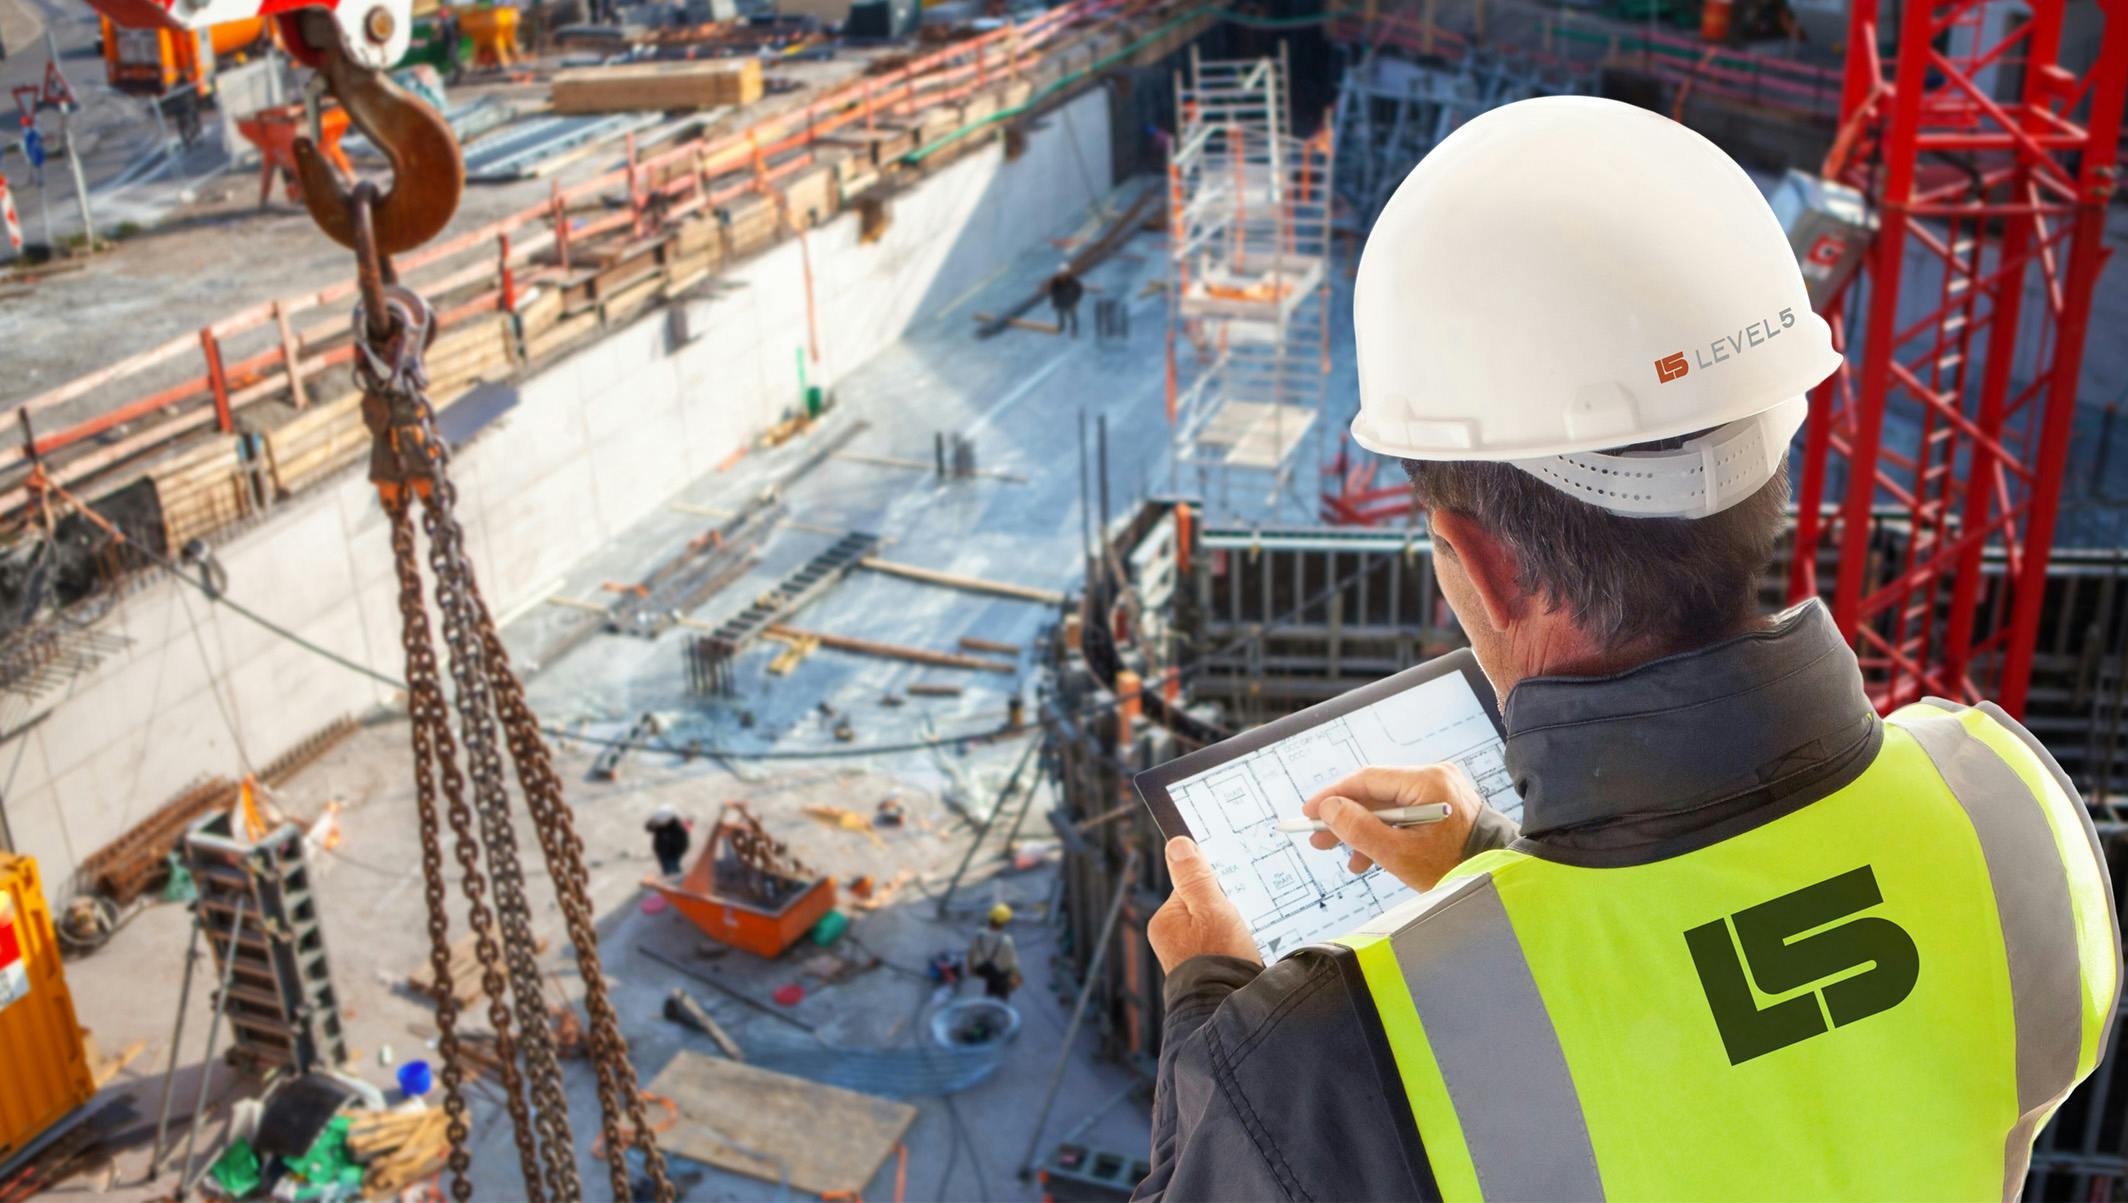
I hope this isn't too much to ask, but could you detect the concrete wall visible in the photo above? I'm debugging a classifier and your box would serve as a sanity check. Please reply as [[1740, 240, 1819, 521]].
[[0, 87, 1115, 889]]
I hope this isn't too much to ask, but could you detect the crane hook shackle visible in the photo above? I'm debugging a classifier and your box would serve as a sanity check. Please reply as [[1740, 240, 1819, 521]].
[[289, 8, 464, 257]]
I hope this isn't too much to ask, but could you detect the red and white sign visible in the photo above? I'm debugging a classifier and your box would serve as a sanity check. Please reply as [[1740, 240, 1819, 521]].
[[1806, 233, 1848, 267], [0, 895, 29, 1010], [0, 174, 21, 256]]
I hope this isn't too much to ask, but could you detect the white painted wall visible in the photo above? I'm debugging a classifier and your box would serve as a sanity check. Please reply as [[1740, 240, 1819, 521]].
[[0, 87, 1114, 888]]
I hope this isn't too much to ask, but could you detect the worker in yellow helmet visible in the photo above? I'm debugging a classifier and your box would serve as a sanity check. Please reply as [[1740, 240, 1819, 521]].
[[968, 903, 1022, 1000], [1137, 96, 2120, 1202]]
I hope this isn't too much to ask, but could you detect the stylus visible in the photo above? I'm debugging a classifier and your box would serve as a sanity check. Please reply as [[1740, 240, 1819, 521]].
[[1274, 802, 1453, 835]]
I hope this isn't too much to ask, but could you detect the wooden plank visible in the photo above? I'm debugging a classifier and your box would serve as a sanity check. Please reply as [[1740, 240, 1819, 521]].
[[972, 312, 1060, 335], [274, 301, 308, 410], [762, 623, 1016, 673], [858, 557, 1063, 605], [646, 1051, 916, 1197], [552, 59, 762, 113]]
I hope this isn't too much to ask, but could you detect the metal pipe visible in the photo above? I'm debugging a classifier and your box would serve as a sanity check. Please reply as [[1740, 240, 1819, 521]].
[[144, 907, 206, 1181], [174, 895, 248, 1200], [1016, 845, 1140, 1181], [1097, 413, 1112, 548], [934, 735, 1042, 920]]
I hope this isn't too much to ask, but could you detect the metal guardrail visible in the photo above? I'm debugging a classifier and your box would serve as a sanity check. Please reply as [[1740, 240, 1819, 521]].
[[0, 0, 1157, 520], [1328, 0, 1842, 120]]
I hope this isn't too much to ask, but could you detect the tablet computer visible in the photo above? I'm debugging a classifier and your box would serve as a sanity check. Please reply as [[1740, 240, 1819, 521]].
[[1132, 649, 1517, 961]]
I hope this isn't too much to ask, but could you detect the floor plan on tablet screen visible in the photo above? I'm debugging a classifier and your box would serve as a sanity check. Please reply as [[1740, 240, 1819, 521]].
[[1164, 672, 1522, 960]]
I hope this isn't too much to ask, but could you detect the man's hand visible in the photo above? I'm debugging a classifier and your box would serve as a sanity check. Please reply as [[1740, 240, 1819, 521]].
[[1147, 837, 1262, 974], [1302, 764, 1487, 892]]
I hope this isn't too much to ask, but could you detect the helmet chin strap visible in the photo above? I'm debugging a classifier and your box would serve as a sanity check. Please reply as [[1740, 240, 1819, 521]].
[[1509, 396, 1809, 520]]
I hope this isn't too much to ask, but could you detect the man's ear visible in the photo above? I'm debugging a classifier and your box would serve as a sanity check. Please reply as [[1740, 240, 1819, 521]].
[[1428, 510, 1522, 633]]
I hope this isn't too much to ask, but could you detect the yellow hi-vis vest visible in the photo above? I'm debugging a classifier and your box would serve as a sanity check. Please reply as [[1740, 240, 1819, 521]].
[[1334, 701, 2122, 1202]]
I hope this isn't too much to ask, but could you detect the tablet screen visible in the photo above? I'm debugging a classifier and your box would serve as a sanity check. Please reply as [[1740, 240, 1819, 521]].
[[1137, 654, 1520, 961]]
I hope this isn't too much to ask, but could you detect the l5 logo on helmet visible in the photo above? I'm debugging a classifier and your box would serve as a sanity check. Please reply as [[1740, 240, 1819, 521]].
[[1656, 309, 1801, 386]]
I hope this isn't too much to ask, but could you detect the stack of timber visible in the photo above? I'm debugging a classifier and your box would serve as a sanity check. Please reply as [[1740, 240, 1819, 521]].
[[148, 435, 255, 552], [406, 931, 552, 1008], [780, 158, 841, 228], [819, 125, 917, 174], [348, 1108, 451, 1195], [552, 59, 763, 113], [666, 212, 728, 292], [521, 284, 599, 361], [264, 315, 517, 496], [717, 184, 781, 258], [424, 312, 521, 402], [263, 391, 368, 497]]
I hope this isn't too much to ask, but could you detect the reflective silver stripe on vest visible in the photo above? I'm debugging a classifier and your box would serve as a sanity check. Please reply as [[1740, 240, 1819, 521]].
[[1388, 874, 1605, 1201], [1896, 708, 2082, 1201], [1975, 699, 2126, 1069]]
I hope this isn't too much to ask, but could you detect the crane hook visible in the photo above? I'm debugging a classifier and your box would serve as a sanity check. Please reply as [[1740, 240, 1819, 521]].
[[288, 8, 464, 257]]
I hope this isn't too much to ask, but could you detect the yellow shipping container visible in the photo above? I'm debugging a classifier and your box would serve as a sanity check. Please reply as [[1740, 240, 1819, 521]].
[[0, 854, 94, 1169]]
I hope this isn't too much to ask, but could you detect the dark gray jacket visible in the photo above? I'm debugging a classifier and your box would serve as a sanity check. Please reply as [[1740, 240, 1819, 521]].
[[1134, 603, 1883, 1202]]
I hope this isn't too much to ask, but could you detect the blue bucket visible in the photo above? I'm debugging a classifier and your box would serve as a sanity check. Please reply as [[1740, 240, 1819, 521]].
[[397, 1059, 434, 1097]]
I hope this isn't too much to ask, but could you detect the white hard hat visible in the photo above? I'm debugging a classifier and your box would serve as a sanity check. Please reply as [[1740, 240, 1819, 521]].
[[1351, 96, 1843, 519], [651, 804, 677, 823]]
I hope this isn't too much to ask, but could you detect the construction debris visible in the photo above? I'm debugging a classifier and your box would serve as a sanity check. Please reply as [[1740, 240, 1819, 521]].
[[590, 713, 666, 781], [663, 988, 746, 1060], [802, 804, 885, 847]]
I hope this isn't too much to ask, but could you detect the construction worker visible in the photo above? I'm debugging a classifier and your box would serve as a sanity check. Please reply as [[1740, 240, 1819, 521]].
[[1048, 265, 1085, 338], [967, 903, 1021, 999], [1138, 97, 2121, 1201], [645, 805, 692, 878]]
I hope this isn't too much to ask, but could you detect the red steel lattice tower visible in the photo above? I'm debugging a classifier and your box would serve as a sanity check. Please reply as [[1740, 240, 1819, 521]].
[[1789, 0, 2128, 716]]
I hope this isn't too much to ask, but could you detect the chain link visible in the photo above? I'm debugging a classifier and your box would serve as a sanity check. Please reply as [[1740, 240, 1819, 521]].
[[358, 260, 675, 1203]]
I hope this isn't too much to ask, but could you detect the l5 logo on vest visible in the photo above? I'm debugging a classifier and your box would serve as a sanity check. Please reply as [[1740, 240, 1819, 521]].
[[1685, 865, 1919, 1066]]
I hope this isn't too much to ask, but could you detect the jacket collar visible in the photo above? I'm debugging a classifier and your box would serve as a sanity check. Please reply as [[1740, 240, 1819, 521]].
[[1502, 600, 1879, 844]]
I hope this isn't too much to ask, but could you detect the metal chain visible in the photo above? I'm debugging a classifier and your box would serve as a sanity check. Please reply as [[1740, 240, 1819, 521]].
[[349, 187, 675, 1202], [389, 496, 477, 1201], [364, 289, 550, 1202], [469, 575, 677, 1201]]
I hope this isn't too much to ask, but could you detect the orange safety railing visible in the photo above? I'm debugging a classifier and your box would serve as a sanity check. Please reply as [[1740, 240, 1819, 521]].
[[0, 0, 1163, 517], [1328, 0, 1841, 121]]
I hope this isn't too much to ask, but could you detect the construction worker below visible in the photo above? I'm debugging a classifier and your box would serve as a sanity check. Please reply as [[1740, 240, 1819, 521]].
[[646, 805, 692, 878], [968, 903, 1021, 1000], [1135, 97, 2122, 1203]]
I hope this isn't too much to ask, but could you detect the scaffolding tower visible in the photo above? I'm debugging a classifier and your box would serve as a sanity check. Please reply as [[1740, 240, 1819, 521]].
[[1166, 47, 1335, 517], [1789, 0, 2128, 717]]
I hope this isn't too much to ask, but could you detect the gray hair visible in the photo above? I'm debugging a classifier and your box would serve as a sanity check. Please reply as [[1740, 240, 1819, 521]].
[[1402, 443, 1786, 653]]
